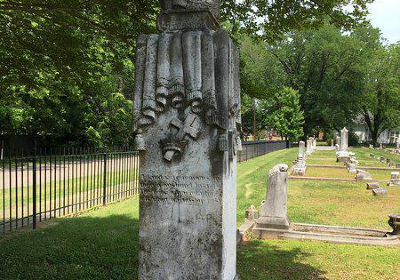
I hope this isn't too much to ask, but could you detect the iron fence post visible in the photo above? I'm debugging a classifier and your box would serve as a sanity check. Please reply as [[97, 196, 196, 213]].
[[103, 153, 107, 206], [32, 156, 37, 230]]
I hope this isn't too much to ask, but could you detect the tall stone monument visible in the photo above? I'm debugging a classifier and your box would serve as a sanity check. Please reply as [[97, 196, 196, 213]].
[[253, 164, 290, 238], [337, 127, 350, 162], [133, 1, 241, 279]]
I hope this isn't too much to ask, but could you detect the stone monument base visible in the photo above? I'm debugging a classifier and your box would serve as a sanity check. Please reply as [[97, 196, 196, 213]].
[[252, 227, 291, 239], [337, 156, 351, 163], [253, 216, 291, 239]]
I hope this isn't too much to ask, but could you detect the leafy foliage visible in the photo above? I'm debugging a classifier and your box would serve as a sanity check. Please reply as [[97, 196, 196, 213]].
[[263, 87, 304, 141]]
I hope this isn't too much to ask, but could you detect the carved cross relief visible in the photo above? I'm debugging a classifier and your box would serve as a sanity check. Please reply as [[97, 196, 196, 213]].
[[162, 112, 201, 162]]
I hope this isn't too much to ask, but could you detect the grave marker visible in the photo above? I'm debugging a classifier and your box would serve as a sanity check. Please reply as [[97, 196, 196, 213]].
[[133, 1, 241, 278]]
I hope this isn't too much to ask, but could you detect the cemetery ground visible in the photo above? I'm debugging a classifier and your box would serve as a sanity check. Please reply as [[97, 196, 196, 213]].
[[0, 148, 399, 279]]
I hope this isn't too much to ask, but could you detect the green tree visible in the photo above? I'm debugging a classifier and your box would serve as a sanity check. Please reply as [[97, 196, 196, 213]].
[[261, 87, 304, 141], [359, 44, 400, 145]]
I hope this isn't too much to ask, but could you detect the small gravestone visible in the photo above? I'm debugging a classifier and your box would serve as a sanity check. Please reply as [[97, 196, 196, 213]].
[[369, 153, 375, 158], [366, 182, 379, 190], [133, 1, 240, 278], [388, 214, 400, 235], [386, 158, 391, 165], [369, 144, 374, 149], [348, 163, 357, 173], [253, 164, 290, 239], [380, 156, 385, 163], [387, 172, 400, 186], [245, 205, 258, 221], [335, 143, 340, 153], [355, 169, 372, 180], [372, 188, 387, 196], [396, 164, 400, 168]]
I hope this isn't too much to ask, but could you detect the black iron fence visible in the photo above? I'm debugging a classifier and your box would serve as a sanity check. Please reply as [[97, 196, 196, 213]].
[[238, 140, 288, 163], [0, 148, 139, 233]]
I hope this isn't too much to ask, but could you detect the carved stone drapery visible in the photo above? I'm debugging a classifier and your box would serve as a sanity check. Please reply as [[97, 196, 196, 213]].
[[133, 30, 240, 131]]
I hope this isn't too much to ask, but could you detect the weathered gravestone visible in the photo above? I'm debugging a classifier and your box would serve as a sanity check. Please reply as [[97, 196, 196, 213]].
[[133, 1, 241, 278], [388, 214, 400, 235], [337, 127, 350, 162], [397, 139, 400, 150], [293, 141, 306, 175], [306, 139, 313, 156], [372, 188, 388, 196], [253, 164, 290, 239], [366, 182, 380, 190], [355, 169, 372, 180], [388, 172, 400, 187]]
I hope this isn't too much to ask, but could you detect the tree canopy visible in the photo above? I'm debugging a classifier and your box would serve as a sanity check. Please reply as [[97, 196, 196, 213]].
[[0, 0, 380, 147]]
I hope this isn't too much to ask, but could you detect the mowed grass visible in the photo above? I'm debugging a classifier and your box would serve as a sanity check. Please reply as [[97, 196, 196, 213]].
[[0, 197, 398, 280], [237, 148, 298, 224], [304, 166, 353, 179], [352, 147, 399, 166], [237, 149, 400, 229], [0, 148, 399, 280], [289, 180, 400, 229]]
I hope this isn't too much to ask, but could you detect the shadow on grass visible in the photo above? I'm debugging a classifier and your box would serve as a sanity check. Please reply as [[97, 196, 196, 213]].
[[0, 215, 139, 280], [0, 213, 326, 280], [237, 240, 327, 280]]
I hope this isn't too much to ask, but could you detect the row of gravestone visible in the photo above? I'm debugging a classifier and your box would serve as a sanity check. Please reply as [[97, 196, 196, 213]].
[[247, 163, 400, 238], [369, 153, 400, 168]]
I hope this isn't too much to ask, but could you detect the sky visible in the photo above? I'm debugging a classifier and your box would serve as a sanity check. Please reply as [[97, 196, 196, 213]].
[[367, 0, 400, 43]]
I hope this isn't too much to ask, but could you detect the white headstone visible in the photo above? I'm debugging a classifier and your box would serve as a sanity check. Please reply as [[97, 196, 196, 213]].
[[133, 2, 240, 279], [298, 141, 305, 158], [253, 164, 290, 238], [340, 127, 348, 152]]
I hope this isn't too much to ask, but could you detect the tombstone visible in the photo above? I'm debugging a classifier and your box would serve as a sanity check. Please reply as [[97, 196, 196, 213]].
[[355, 169, 372, 180], [388, 172, 400, 186], [348, 163, 357, 173], [245, 205, 258, 222], [388, 214, 400, 235], [396, 139, 400, 150], [372, 188, 387, 196], [335, 143, 340, 153], [369, 144, 374, 149], [380, 143, 383, 149], [298, 141, 305, 159], [336, 136, 341, 146], [397, 164, 400, 168], [133, 1, 241, 278], [380, 156, 385, 163], [253, 164, 290, 239], [337, 127, 350, 162], [331, 139, 334, 147], [306, 139, 313, 156], [386, 158, 391, 165], [313, 138, 317, 150], [369, 153, 374, 158], [366, 182, 380, 190]]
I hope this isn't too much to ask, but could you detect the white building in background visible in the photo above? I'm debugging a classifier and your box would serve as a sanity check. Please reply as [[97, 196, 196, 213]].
[[353, 124, 400, 144]]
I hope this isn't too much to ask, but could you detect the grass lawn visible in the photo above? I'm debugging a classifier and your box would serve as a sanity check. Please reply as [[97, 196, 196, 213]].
[[352, 147, 399, 166], [0, 148, 399, 280], [0, 197, 398, 280]]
